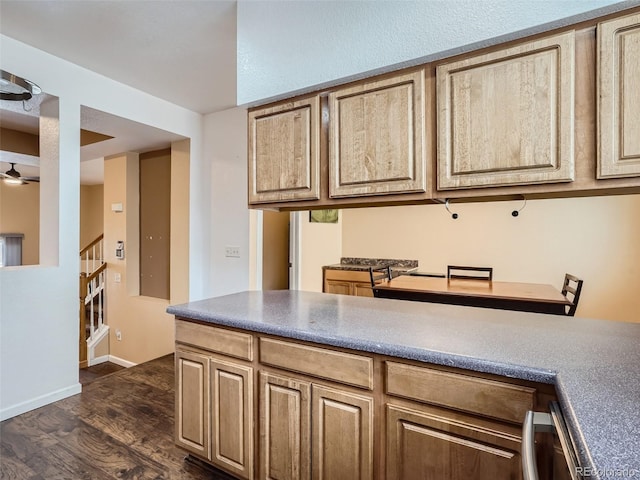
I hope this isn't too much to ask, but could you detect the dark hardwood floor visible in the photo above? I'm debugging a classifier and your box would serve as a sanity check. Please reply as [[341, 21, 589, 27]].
[[1, 354, 233, 480], [79, 361, 126, 385]]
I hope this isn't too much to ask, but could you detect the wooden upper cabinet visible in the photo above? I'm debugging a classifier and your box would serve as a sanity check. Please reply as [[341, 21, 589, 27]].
[[437, 31, 576, 190], [248, 96, 320, 204], [328, 70, 427, 198], [598, 13, 640, 179]]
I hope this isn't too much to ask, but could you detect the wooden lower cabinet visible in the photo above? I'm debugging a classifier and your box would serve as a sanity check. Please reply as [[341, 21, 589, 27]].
[[176, 322, 555, 480], [311, 385, 374, 480], [211, 358, 254, 479], [176, 349, 210, 459], [259, 372, 311, 480], [175, 348, 254, 479], [324, 279, 353, 296], [386, 404, 523, 480], [259, 372, 374, 480], [323, 269, 374, 297]]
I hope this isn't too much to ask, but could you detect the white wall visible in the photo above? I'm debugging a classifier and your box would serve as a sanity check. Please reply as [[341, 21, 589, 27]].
[[202, 106, 252, 298], [341, 195, 640, 323], [0, 35, 203, 420], [237, 0, 625, 104]]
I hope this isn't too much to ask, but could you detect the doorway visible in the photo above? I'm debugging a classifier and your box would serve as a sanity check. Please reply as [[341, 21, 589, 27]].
[[262, 210, 290, 290]]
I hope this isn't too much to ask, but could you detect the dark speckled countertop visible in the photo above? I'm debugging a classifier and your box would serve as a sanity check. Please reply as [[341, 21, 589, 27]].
[[323, 257, 419, 273], [167, 290, 640, 478]]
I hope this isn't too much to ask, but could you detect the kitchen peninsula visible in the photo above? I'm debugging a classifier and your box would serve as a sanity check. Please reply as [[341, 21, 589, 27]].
[[167, 291, 639, 480]]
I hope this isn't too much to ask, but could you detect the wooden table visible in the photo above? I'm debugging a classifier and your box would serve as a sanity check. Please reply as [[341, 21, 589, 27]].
[[373, 276, 572, 315]]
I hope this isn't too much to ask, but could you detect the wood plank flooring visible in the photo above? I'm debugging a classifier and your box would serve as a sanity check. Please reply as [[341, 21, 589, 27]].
[[0, 354, 233, 480], [79, 362, 126, 386]]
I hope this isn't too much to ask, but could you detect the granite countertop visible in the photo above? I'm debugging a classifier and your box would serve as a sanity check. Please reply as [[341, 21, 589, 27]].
[[323, 257, 419, 273], [167, 290, 640, 478]]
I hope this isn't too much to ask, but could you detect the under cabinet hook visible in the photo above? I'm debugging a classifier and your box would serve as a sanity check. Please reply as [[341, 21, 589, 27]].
[[445, 199, 459, 219], [511, 196, 527, 217]]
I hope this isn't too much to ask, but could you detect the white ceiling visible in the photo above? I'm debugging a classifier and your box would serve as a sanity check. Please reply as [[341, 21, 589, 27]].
[[0, 0, 237, 114], [0, 0, 222, 185]]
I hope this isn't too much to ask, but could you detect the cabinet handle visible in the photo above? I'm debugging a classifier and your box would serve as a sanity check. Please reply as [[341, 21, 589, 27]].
[[522, 410, 553, 480]]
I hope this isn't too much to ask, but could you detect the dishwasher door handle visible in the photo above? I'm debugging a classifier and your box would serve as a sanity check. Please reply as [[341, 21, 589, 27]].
[[522, 410, 554, 480]]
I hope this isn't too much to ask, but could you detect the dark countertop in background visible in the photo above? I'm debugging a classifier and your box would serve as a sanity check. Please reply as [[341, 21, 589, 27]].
[[323, 257, 419, 273], [168, 290, 640, 479]]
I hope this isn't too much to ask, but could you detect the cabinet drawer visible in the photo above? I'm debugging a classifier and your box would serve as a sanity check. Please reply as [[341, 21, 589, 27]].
[[386, 362, 534, 423], [176, 319, 253, 361], [260, 338, 374, 390]]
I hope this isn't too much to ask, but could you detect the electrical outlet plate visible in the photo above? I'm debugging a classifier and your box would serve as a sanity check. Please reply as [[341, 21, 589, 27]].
[[115, 329, 122, 341], [225, 246, 240, 258]]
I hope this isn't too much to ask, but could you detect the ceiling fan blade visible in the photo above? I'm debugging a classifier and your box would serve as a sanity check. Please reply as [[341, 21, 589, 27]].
[[21, 176, 40, 183]]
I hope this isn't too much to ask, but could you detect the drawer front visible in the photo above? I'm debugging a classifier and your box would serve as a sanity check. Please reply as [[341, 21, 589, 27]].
[[323, 269, 371, 283], [260, 338, 374, 390], [176, 319, 253, 361], [386, 361, 535, 423]]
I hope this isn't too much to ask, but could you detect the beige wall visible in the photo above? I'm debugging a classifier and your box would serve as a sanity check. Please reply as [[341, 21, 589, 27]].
[[170, 139, 190, 305], [103, 147, 190, 365], [80, 184, 104, 249], [300, 211, 342, 292], [0, 182, 39, 265], [340, 194, 640, 323]]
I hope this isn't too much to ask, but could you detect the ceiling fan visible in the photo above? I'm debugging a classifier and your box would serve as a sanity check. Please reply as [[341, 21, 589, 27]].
[[1, 163, 40, 185]]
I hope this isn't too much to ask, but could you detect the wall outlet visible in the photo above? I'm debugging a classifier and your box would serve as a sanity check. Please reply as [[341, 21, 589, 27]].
[[114, 272, 121, 283], [225, 246, 240, 258], [115, 329, 122, 341]]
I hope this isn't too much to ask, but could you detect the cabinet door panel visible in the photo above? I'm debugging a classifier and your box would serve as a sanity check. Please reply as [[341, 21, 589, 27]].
[[386, 404, 522, 480], [211, 359, 253, 479], [249, 97, 320, 203], [329, 70, 426, 198], [175, 350, 210, 459], [324, 280, 352, 296], [312, 385, 373, 480], [259, 372, 311, 480], [353, 283, 374, 298], [598, 13, 640, 178], [437, 31, 575, 189]]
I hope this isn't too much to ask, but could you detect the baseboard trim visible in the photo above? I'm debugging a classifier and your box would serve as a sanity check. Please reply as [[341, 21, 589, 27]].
[[0, 383, 82, 421], [89, 355, 110, 366], [108, 355, 137, 368]]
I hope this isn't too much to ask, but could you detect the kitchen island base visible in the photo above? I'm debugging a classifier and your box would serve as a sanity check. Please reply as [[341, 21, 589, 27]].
[[174, 318, 557, 480]]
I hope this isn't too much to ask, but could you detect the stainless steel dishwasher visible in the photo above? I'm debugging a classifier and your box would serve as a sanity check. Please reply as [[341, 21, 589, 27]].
[[522, 401, 583, 480]]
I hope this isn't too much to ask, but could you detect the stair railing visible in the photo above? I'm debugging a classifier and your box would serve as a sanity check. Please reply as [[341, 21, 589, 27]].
[[79, 234, 106, 367], [80, 234, 104, 276], [82, 263, 107, 337]]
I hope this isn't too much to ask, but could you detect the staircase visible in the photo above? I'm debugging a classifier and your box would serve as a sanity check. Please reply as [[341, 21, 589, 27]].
[[79, 234, 108, 368]]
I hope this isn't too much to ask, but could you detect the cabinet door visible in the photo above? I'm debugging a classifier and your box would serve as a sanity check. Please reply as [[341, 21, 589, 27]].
[[248, 96, 320, 204], [353, 283, 374, 298], [259, 372, 311, 480], [386, 404, 522, 480], [329, 70, 426, 198], [312, 385, 373, 480], [324, 279, 353, 296], [598, 13, 640, 178], [210, 358, 254, 479], [176, 349, 210, 459], [437, 31, 575, 190]]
